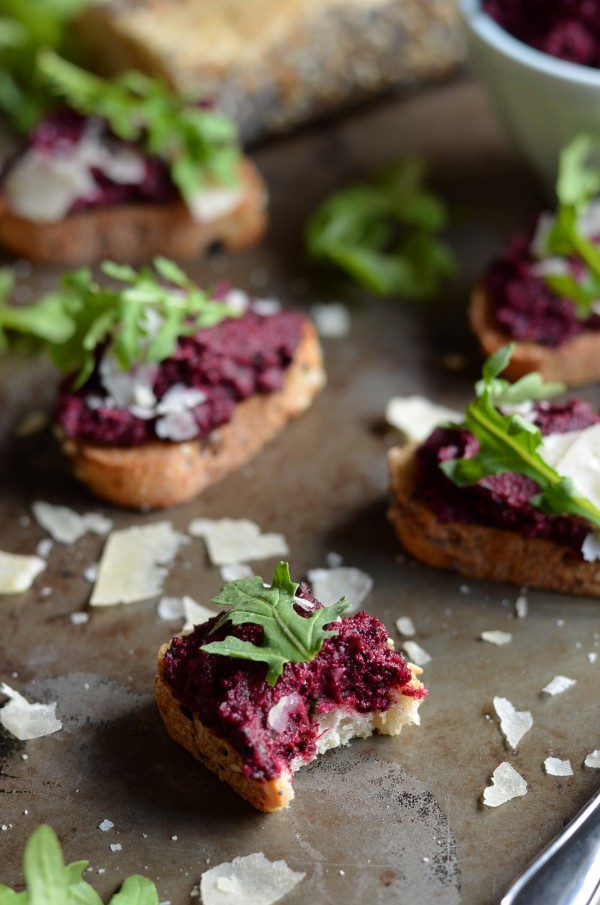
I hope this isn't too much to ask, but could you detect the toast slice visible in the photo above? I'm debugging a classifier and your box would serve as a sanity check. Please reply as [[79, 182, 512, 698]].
[[0, 157, 267, 266], [388, 443, 600, 596], [57, 320, 325, 509], [469, 282, 600, 387]]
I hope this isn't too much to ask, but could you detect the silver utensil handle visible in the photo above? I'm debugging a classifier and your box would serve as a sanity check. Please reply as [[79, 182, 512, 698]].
[[501, 788, 600, 905]]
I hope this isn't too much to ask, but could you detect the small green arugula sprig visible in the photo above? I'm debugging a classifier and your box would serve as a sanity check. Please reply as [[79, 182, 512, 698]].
[[201, 562, 350, 685], [305, 158, 455, 299], [0, 257, 241, 389], [0, 824, 158, 905], [441, 344, 600, 530], [37, 50, 241, 204], [538, 134, 600, 317]]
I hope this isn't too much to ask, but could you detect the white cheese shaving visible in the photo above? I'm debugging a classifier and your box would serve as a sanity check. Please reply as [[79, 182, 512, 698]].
[[157, 596, 185, 621], [0, 684, 62, 740], [99, 355, 158, 412], [186, 183, 244, 223], [529, 258, 570, 278], [493, 697, 533, 749], [480, 630, 513, 646], [0, 551, 45, 594], [188, 518, 289, 566], [584, 749, 600, 768], [70, 612, 89, 626], [544, 757, 573, 777], [32, 501, 112, 544], [483, 762, 528, 807], [155, 409, 199, 441], [515, 594, 528, 618], [223, 289, 250, 314], [530, 211, 555, 257], [542, 675, 577, 696], [402, 641, 432, 667], [220, 563, 254, 582], [183, 596, 220, 633], [581, 533, 600, 562], [267, 694, 302, 733], [307, 566, 373, 614], [385, 395, 461, 444], [539, 425, 600, 520], [90, 521, 186, 606], [35, 539, 53, 559], [252, 298, 281, 317], [310, 302, 351, 338], [99, 820, 114, 832], [395, 616, 416, 637], [200, 852, 305, 905]]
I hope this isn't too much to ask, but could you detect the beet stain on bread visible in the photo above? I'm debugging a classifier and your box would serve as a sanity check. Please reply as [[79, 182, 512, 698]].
[[0, 54, 267, 266], [470, 134, 600, 386], [388, 344, 600, 595], [1, 259, 325, 509], [155, 562, 426, 812]]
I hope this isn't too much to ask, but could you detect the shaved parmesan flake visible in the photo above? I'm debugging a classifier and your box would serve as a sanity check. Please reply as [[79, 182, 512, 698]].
[[385, 396, 461, 443], [483, 762, 528, 807], [0, 684, 61, 739], [90, 521, 186, 606], [480, 630, 513, 646], [183, 596, 220, 633], [540, 425, 600, 515], [515, 595, 528, 618], [187, 183, 244, 223], [220, 563, 254, 583], [157, 597, 185, 621], [188, 518, 288, 566], [310, 302, 351, 338], [200, 852, 305, 905], [0, 551, 45, 594], [307, 566, 373, 613], [493, 697, 533, 749], [395, 616, 416, 637], [99, 820, 114, 832], [70, 612, 89, 625], [584, 750, 600, 768], [32, 501, 112, 544], [267, 694, 302, 733], [544, 757, 573, 776], [35, 539, 53, 559], [542, 675, 576, 696], [402, 641, 432, 667]]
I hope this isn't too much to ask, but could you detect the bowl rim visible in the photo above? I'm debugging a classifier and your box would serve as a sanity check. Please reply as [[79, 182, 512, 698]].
[[457, 0, 600, 87]]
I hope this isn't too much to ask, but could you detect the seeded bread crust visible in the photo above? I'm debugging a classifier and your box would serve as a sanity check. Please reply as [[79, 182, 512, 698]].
[[155, 642, 424, 813], [0, 157, 267, 266], [57, 320, 325, 510], [469, 282, 600, 387], [389, 443, 600, 596]]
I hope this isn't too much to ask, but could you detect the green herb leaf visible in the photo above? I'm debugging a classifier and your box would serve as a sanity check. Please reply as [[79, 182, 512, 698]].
[[0, 258, 242, 387], [441, 345, 600, 531], [305, 158, 455, 299], [474, 344, 565, 406], [201, 562, 350, 685], [107, 876, 159, 905], [37, 50, 241, 203]]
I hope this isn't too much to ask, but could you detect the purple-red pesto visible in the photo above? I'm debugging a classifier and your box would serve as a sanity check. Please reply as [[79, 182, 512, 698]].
[[483, 0, 600, 68], [416, 399, 600, 551], [163, 585, 425, 782], [484, 221, 600, 348], [55, 308, 305, 446]]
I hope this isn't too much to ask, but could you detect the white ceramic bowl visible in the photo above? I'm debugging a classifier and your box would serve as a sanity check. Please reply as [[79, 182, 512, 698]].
[[458, 0, 600, 193]]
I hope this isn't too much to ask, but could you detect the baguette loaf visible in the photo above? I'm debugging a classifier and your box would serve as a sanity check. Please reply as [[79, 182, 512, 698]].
[[0, 157, 267, 266], [388, 443, 600, 596], [73, 0, 465, 143], [155, 641, 424, 813], [57, 320, 325, 509], [469, 282, 600, 386]]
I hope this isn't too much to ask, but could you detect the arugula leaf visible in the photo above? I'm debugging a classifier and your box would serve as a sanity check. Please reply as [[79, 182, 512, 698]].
[[305, 158, 455, 299], [441, 344, 600, 531], [1, 825, 159, 905], [201, 562, 350, 685], [37, 51, 241, 203], [0, 258, 241, 388], [474, 344, 565, 406]]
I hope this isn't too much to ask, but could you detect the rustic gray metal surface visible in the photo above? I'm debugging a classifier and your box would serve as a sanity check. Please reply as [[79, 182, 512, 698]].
[[1, 78, 599, 905]]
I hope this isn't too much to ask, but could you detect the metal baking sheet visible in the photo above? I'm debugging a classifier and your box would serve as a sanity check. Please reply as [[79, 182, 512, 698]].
[[1, 77, 599, 905]]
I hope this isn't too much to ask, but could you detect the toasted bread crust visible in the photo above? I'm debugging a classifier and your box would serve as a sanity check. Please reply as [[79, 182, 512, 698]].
[[155, 644, 294, 812], [388, 443, 600, 596], [0, 157, 267, 266], [57, 320, 325, 509], [469, 283, 600, 386]]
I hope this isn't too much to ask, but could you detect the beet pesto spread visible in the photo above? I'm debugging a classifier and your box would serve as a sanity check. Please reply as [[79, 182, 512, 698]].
[[55, 305, 305, 446], [163, 584, 424, 782], [416, 398, 600, 550]]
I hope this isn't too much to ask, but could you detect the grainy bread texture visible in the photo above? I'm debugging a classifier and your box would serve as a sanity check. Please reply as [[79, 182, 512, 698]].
[[389, 443, 600, 596], [73, 0, 465, 142], [0, 158, 267, 266], [469, 282, 600, 386], [58, 320, 325, 510], [155, 642, 424, 813]]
